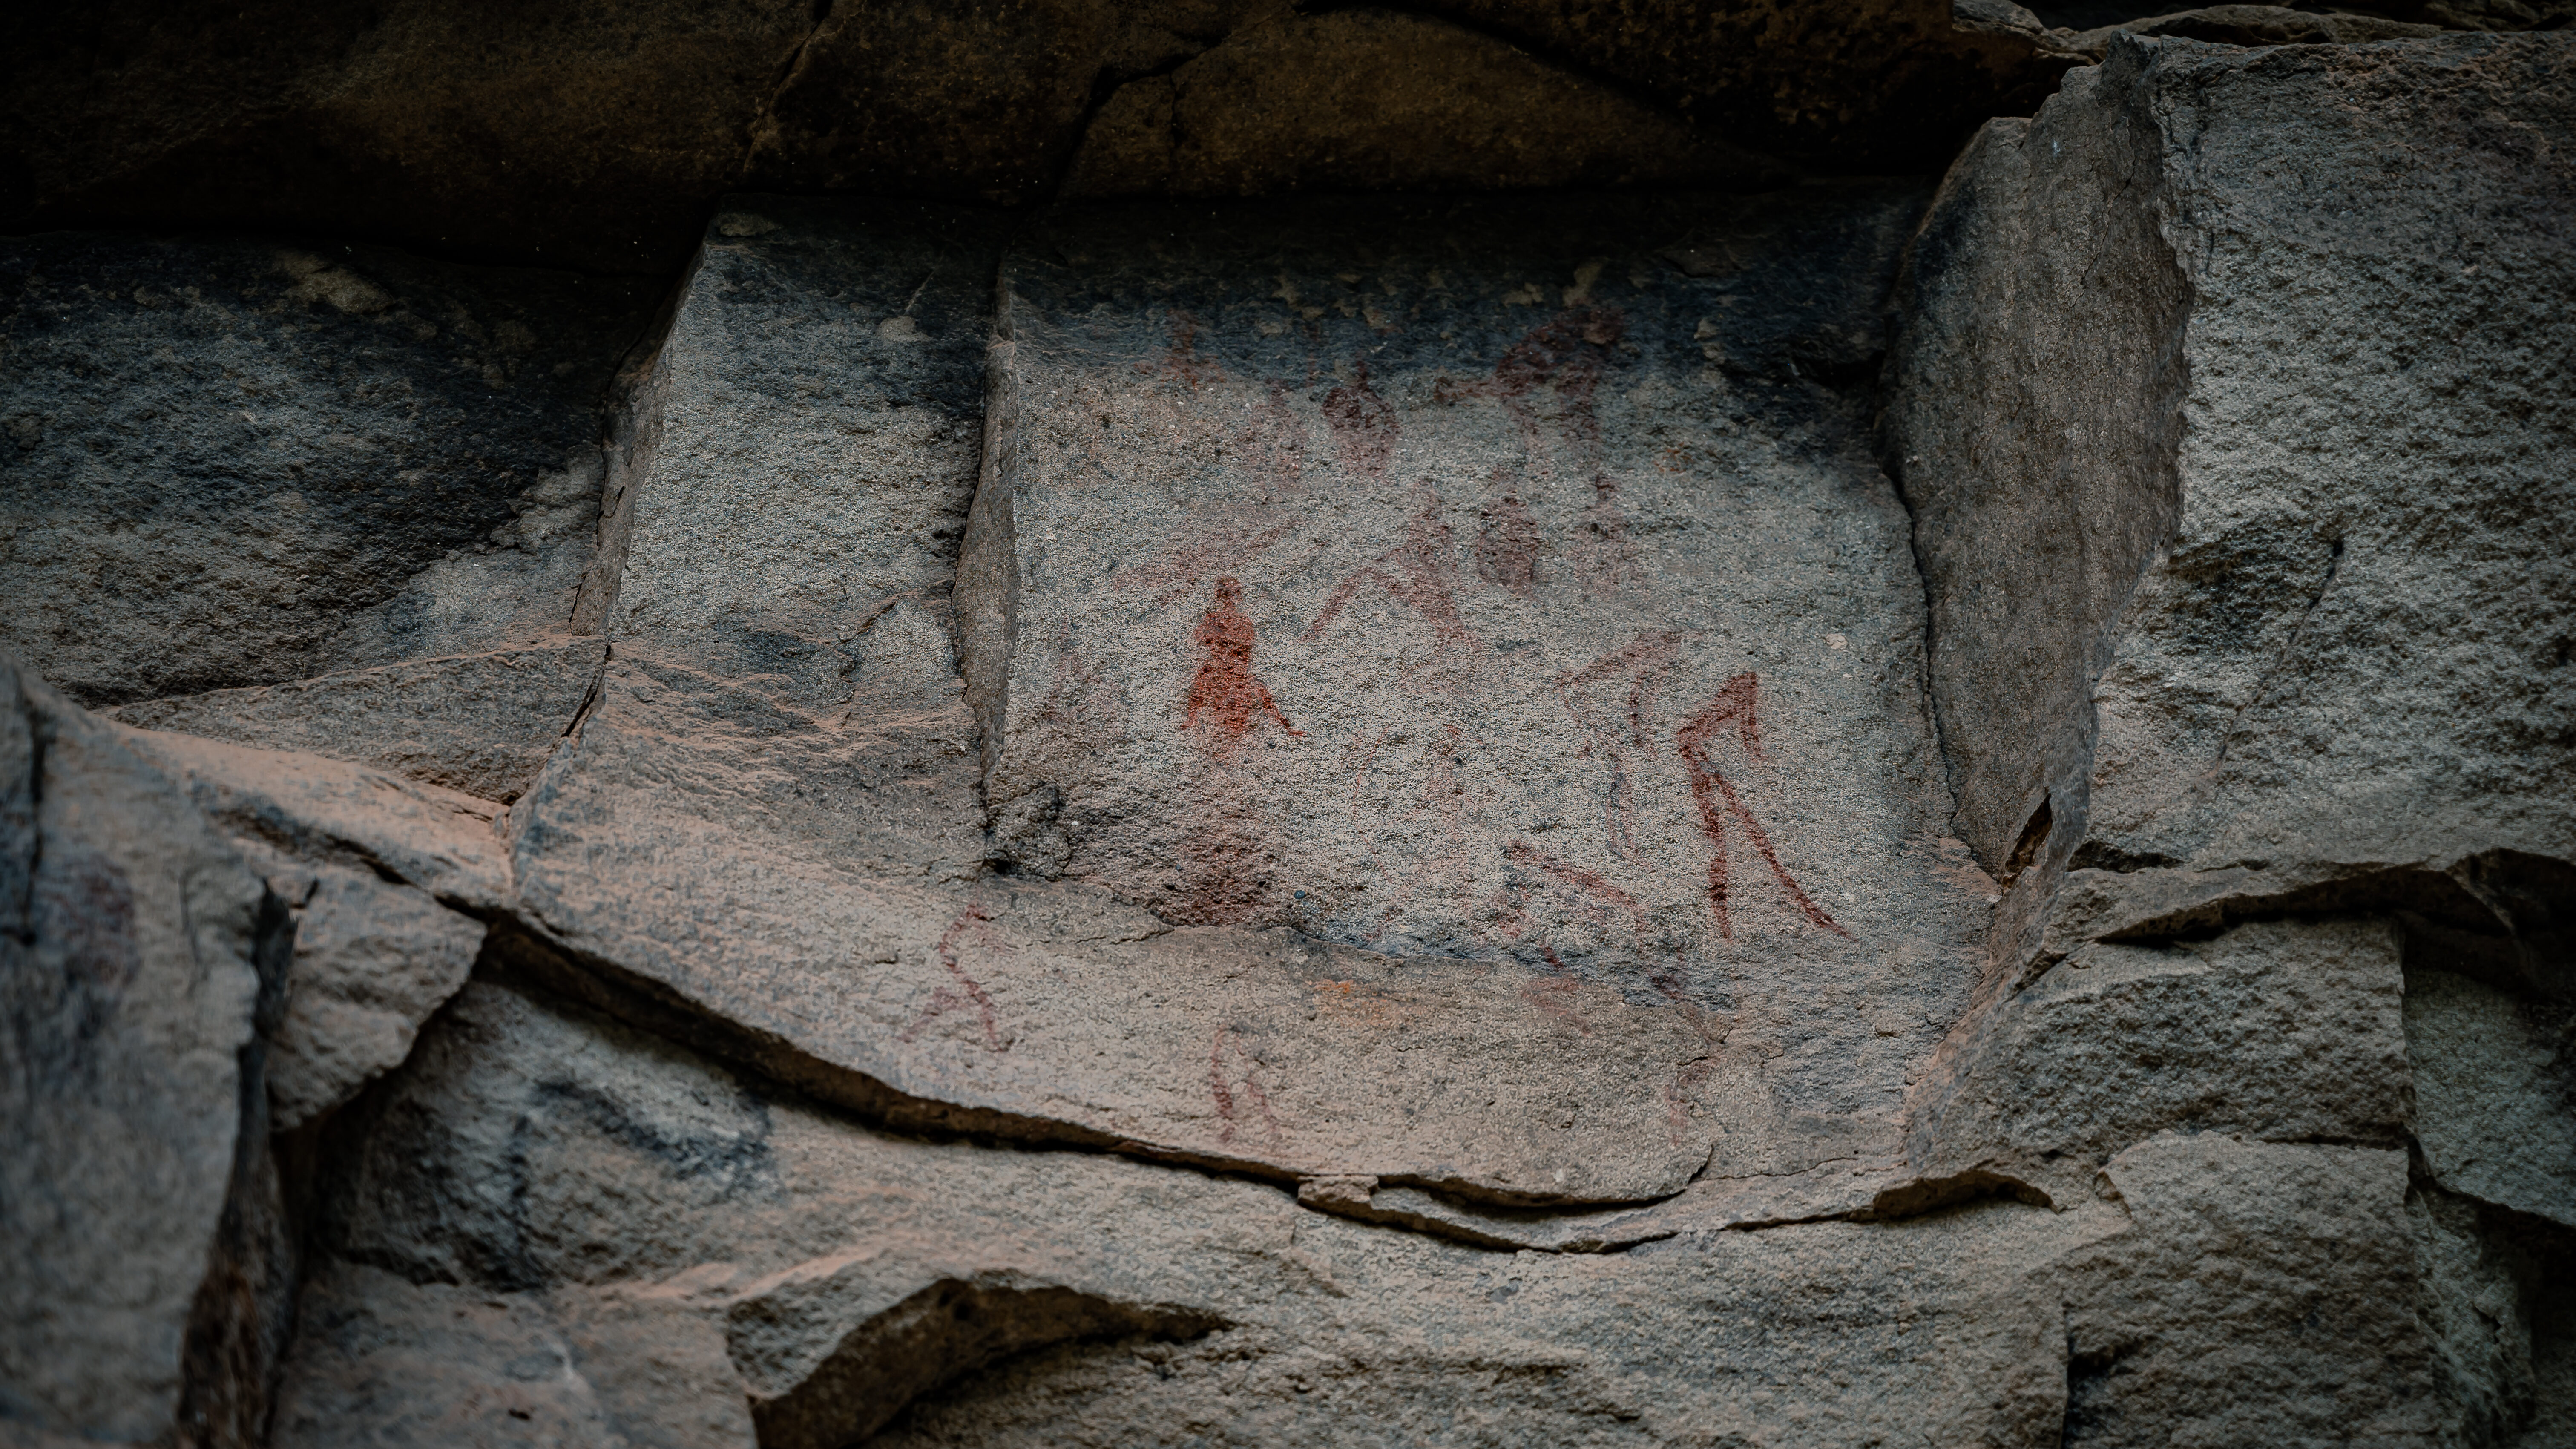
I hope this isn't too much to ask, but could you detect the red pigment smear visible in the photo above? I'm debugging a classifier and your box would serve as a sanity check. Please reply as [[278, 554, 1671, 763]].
[[1184, 576, 1302, 750], [1207, 1025, 1282, 1145], [1674, 673, 1849, 940], [1475, 491, 1545, 598], [1305, 492, 1478, 650], [1505, 840, 1650, 940], [1320, 361, 1398, 481], [1437, 308, 1637, 593], [1556, 630, 1685, 859], [897, 905, 1011, 1049], [1520, 972, 1592, 1036], [1139, 309, 1223, 390]]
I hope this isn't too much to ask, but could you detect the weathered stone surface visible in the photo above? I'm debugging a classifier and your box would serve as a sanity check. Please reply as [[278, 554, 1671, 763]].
[[975, 188, 1987, 1194], [123, 729, 512, 916], [0, 233, 649, 707], [2057, 1133, 2530, 1446], [305, 975, 2104, 1447], [112, 637, 605, 804], [1888, 33, 2576, 980], [268, 1260, 756, 1449], [0, 656, 290, 1443], [1907, 916, 2410, 1205], [2408, 966, 2576, 1229], [259, 865, 485, 1135], [602, 198, 1001, 714], [1062, 11, 1775, 198], [117, 728, 505, 1133], [2055, 3, 2447, 55], [516, 199, 1754, 1205]]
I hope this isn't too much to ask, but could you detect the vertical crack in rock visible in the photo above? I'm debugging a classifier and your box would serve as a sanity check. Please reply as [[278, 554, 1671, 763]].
[[571, 253, 696, 641], [957, 292, 1024, 798]]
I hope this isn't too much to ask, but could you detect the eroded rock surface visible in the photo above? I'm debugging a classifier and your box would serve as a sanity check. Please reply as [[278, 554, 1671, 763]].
[[0, 656, 291, 1444], [112, 638, 606, 804], [0, 234, 649, 708], [1888, 32, 2576, 974], [294, 975, 2105, 1448], [120, 729, 506, 1132]]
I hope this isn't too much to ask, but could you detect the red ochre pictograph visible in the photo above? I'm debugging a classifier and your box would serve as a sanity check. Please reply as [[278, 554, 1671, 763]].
[[1207, 1024, 1283, 1146], [897, 905, 1013, 1050], [1185, 576, 1303, 750], [1675, 673, 1850, 940]]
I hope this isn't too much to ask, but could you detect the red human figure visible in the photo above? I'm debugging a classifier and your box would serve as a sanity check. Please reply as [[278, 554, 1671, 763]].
[[1674, 673, 1850, 940], [1184, 576, 1302, 748]]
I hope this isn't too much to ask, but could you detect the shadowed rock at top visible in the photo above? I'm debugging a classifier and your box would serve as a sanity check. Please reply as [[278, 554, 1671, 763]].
[[2, 0, 2083, 274], [0, 233, 652, 709]]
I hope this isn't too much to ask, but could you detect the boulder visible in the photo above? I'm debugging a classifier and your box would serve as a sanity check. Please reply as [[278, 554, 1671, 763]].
[[2406, 965, 2576, 1230], [2055, 1134, 2529, 1446], [0, 232, 650, 708], [0, 656, 292, 1444], [1906, 917, 2411, 1205]]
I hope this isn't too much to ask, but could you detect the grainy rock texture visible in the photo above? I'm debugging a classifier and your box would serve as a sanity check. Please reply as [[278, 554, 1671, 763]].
[[1888, 33, 2576, 975], [0, 656, 292, 1445], [0, 234, 649, 707], [120, 729, 509, 1133], [4, 17, 2574, 1448], [111, 638, 607, 805]]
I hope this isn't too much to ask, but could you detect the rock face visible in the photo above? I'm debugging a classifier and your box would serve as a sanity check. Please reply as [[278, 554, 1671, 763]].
[[1887, 32, 2576, 975], [975, 186, 1990, 1196], [3, 20, 2574, 1449], [0, 656, 292, 1444], [0, 234, 649, 708]]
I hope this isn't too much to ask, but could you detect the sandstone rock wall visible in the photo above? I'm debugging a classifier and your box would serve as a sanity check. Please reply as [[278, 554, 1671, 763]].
[[3, 20, 2572, 1449]]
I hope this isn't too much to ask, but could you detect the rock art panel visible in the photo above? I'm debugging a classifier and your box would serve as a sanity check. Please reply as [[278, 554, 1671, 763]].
[[0, 657, 291, 1444], [0, 234, 652, 707], [512, 198, 1761, 1203], [978, 188, 1988, 1188], [1888, 32, 2576, 979]]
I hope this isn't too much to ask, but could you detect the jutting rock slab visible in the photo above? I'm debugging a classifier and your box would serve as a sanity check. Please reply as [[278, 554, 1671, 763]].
[[1886, 31, 2576, 981], [0, 656, 293, 1445]]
